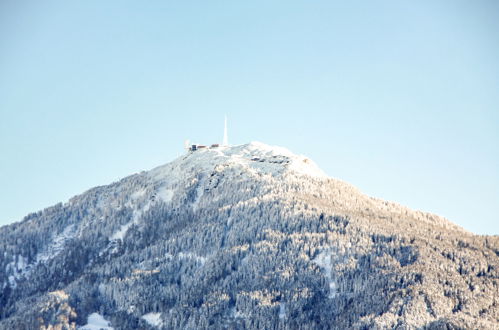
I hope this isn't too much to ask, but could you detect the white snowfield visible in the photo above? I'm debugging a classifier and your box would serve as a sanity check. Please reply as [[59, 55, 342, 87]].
[[78, 313, 114, 330], [150, 141, 328, 182]]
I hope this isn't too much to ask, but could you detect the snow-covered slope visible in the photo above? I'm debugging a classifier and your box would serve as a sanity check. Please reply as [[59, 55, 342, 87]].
[[0, 142, 497, 329]]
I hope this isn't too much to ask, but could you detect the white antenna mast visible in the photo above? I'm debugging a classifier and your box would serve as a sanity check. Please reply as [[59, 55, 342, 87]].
[[223, 115, 228, 146]]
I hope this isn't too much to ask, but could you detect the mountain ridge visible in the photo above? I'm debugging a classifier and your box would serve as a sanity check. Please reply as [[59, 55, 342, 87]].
[[0, 142, 497, 329]]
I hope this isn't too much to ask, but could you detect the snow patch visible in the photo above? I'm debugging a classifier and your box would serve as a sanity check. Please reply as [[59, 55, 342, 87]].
[[110, 202, 151, 241], [131, 189, 146, 200], [5, 225, 77, 288], [287, 156, 327, 179], [178, 252, 207, 265], [191, 180, 205, 211], [312, 250, 336, 298], [141, 312, 163, 327], [79, 313, 114, 330], [157, 187, 174, 203], [37, 225, 76, 263], [5, 255, 29, 288], [235, 141, 327, 179], [279, 303, 286, 319], [7, 275, 16, 288], [110, 187, 173, 242], [110, 221, 134, 241]]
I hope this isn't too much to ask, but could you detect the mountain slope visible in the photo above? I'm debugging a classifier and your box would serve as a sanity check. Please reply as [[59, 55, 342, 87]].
[[0, 142, 497, 329]]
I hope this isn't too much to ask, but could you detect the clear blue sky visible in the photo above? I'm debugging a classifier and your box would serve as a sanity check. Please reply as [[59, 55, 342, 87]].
[[1, 1, 498, 234]]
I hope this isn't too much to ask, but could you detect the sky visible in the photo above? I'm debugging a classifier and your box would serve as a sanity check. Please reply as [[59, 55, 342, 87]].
[[0, 1, 498, 234]]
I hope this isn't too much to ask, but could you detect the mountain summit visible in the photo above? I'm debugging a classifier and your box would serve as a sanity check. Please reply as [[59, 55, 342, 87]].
[[0, 142, 497, 329]]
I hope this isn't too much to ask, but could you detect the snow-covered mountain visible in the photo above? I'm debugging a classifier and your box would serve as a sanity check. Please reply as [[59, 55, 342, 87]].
[[0, 142, 497, 329]]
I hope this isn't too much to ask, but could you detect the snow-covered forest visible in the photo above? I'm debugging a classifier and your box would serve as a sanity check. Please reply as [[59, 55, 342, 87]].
[[0, 142, 497, 329]]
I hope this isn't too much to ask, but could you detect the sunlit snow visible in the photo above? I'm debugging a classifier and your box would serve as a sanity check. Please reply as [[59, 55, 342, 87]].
[[141, 312, 163, 327], [79, 313, 114, 330], [156, 187, 174, 203], [312, 250, 337, 298], [149, 142, 329, 184]]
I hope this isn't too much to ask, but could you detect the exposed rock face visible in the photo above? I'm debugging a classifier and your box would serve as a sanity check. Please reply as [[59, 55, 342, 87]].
[[0, 142, 497, 329]]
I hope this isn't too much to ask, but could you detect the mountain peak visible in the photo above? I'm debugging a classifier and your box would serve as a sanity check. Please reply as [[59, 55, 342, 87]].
[[150, 141, 328, 184], [1, 142, 497, 329]]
